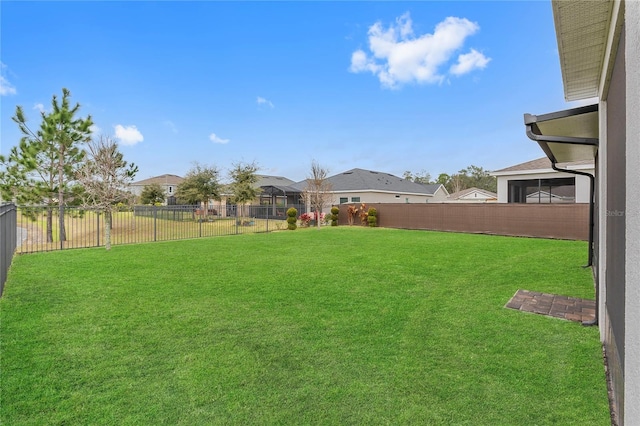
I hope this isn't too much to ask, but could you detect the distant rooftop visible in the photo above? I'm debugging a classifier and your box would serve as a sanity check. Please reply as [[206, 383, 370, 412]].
[[131, 174, 183, 186], [312, 168, 445, 195], [492, 157, 594, 174]]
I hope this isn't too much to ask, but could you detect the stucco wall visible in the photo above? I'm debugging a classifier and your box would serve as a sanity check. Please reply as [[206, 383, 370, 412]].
[[625, 2, 640, 423], [334, 191, 435, 205]]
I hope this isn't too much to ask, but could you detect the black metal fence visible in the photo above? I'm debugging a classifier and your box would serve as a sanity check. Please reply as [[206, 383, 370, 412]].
[[1, 203, 18, 296], [13, 204, 307, 254]]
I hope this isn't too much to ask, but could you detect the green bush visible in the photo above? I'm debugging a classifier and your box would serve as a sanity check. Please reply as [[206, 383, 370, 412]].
[[330, 206, 339, 226], [287, 207, 298, 230], [367, 207, 377, 227]]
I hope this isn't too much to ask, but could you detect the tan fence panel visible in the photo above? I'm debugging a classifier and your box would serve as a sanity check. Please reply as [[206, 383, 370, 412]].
[[338, 203, 589, 241]]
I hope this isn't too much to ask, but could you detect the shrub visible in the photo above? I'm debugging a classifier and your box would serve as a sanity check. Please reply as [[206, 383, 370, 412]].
[[287, 207, 298, 230], [367, 207, 377, 227], [331, 206, 339, 226], [346, 205, 358, 226], [299, 212, 313, 227], [359, 203, 369, 226]]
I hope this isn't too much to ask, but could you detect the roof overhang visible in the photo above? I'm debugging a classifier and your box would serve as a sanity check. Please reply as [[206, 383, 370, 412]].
[[524, 104, 599, 164], [552, 0, 614, 101]]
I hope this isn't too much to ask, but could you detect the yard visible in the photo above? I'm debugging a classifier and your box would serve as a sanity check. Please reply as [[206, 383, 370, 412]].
[[0, 227, 610, 424]]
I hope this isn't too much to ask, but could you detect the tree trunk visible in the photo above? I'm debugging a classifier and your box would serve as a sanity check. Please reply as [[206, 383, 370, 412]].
[[104, 210, 112, 250], [46, 207, 53, 243], [58, 143, 66, 242]]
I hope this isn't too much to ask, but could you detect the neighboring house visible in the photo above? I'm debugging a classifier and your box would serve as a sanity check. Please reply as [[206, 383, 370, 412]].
[[210, 174, 303, 218], [254, 175, 302, 207], [292, 168, 448, 208], [446, 187, 497, 203], [491, 157, 594, 203], [523, 1, 638, 424], [129, 174, 183, 204]]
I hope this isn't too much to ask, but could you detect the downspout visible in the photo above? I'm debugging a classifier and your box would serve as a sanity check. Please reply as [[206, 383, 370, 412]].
[[524, 118, 598, 326], [549, 162, 595, 268], [524, 120, 597, 268]]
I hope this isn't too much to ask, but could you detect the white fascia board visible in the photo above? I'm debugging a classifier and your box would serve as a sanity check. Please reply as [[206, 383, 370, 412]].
[[492, 165, 594, 177], [599, 0, 624, 101]]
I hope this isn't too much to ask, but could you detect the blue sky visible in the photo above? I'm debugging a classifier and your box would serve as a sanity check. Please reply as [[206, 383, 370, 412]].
[[1, 1, 586, 183]]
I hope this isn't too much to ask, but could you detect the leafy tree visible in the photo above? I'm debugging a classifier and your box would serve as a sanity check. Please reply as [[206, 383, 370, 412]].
[[0, 88, 93, 242], [175, 163, 221, 215], [76, 136, 138, 250], [462, 165, 497, 192], [303, 160, 333, 228], [435, 173, 451, 187], [403, 170, 432, 185], [433, 166, 496, 194], [228, 161, 260, 218], [140, 183, 166, 205]]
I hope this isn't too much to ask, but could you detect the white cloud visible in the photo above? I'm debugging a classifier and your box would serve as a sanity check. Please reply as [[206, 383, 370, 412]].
[[257, 96, 274, 109], [0, 62, 16, 96], [33, 103, 45, 113], [114, 124, 144, 146], [450, 48, 491, 76], [350, 13, 490, 88], [90, 124, 101, 135], [209, 133, 229, 144]]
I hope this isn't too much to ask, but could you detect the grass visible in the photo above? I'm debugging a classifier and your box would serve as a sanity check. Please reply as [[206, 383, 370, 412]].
[[1, 227, 610, 425]]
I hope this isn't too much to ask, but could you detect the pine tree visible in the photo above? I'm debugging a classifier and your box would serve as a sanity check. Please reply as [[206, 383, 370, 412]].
[[0, 88, 93, 243]]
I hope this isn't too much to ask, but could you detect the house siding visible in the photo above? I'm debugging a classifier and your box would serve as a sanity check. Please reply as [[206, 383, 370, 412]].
[[334, 191, 435, 205]]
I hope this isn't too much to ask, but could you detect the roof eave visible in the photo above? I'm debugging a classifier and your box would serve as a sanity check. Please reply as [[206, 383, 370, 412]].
[[552, 0, 614, 101], [524, 104, 599, 164]]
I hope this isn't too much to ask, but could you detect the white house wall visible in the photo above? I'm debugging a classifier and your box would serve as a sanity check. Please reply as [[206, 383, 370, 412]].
[[334, 191, 434, 205]]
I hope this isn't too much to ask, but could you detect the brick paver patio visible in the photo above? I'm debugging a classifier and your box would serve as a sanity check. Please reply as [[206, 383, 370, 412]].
[[505, 289, 596, 323]]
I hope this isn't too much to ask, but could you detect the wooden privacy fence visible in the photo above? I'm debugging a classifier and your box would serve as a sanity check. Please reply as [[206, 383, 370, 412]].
[[338, 203, 589, 241]]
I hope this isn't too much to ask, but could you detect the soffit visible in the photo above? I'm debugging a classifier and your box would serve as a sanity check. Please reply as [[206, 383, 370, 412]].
[[552, 0, 614, 101], [524, 104, 599, 163]]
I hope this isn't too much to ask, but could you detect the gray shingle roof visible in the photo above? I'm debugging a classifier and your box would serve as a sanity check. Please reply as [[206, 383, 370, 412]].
[[255, 175, 296, 187], [131, 174, 183, 186], [317, 168, 443, 195]]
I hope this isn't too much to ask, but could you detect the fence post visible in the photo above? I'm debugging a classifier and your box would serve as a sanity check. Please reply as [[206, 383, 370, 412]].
[[235, 206, 239, 235], [266, 206, 269, 233], [199, 218, 202, 238], [96, 211, 100, 247], [153, 206, 157, 242]]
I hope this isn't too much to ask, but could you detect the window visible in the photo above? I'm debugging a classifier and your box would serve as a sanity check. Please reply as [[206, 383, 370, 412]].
[[508, 177, 575, 203], [339, 197, 348, 204], [351, 197, 360, 202], [168, 186, 173, 193]]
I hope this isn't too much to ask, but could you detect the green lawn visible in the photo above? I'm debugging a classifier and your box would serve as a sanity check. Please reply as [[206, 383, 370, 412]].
[[0, 227, 610, 425]]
